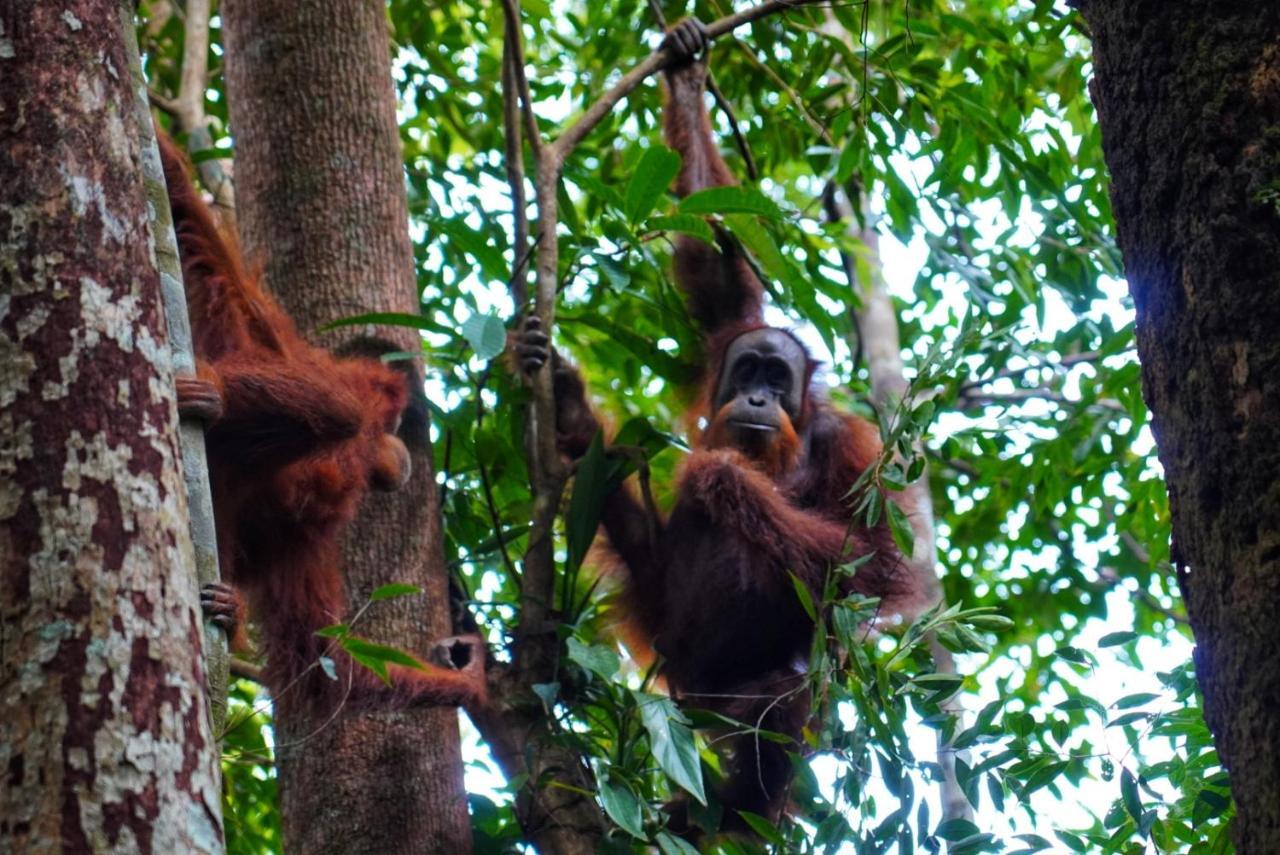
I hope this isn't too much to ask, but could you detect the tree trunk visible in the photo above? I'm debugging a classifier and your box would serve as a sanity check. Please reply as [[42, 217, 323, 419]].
[[1079, 2, 1280, 849], [0, 1, 223, 851], [219, 1, 471, 852]]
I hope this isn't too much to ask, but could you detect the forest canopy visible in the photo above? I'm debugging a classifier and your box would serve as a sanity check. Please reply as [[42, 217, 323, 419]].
[[136, 0, 1213, 852]]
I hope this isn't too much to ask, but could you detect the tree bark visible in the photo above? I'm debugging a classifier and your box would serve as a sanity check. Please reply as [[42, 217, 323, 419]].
[[219, 1, 471, 852], [1079, 1, 1280, 849], [0, 1, 223, 851]]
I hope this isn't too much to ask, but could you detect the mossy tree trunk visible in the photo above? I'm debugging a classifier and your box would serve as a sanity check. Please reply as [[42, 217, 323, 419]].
[[1079, 2, 1280, 849], [0, 1, 223, 850]]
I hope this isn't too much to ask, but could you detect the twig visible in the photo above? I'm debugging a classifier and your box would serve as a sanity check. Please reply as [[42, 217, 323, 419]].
[[152, 0, 236, 219], [500, 0, 544, 159], [957, 387, 1128, 415], [1097, 568, 1189, 625], [502, 45, 532, 311], [229, 658, 264, 684], [551, 0, 825, 161], [707, 73, 760, 182], [957, 351, 1105, 394]]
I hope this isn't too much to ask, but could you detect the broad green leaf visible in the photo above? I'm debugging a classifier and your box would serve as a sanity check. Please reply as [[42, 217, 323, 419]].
[[1121, 770, 1143, 821], [636, 692, 706, 804], [723, 213, 792, 285], [1099, 631, 1138, 647], [566, 637, 620, 680], [789, 571, 817, 622], [655, 832, 699, 855], [736, 812, 786, 845], [624, 145, 681, 224], [564, 432, 610, 575], [369, 583, 421, 602], [934, 819, 980, 841], [321, 311, 450, 335], [342, 637, 425, 670], [460, 313, 507, 361], [599, 778, 644, 839], [678, 185, 783, 219], [885, 498, 916, 557], [646, 214, 716, 245]]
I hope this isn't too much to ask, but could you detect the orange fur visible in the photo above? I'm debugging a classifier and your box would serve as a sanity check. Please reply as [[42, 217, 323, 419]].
[[160, 134, 483, 712]]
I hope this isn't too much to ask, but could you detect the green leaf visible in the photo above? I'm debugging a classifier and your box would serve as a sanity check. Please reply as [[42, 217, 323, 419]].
[[341, 636, 424, 670], [723, 213, 792, 285], [885, 498, 916, 557], [1099, 631, 1138, 647], [624, 145, 681, 224], [369, 583, 421, 602], [637, 692, 706, 804], [736, 812, 786, 845], [460, 313, 507, 361], [678, 186, 783, 219], [1121, 769, 1143, 821], [934, 819, 980, 841], [645, 214, 715, 245], [655, 832, 699, 855], [1112, 692, 1160, 709], [789, 571, 817, 622], [564, 433, 609, 575], [566, 637, 620, 680], [321, 311, 449, 335], [599, 778, 645, 839]]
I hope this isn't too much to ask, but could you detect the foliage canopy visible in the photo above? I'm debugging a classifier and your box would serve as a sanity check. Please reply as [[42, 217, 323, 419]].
[[140, 0, 1225, 852]]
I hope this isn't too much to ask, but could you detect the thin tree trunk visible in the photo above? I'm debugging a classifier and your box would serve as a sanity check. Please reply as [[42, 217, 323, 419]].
[[0, 1, 223, 851], [218, 1, 471, 852], [825, 187, 969, 829], [1078, 2, 1280, 849]]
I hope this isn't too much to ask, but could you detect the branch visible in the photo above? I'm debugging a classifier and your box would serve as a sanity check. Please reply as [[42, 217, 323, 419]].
[[957, 351, 1105, 394], [1097, 568, 1189, 626], [956, 387, 1128, 415], [502, 44, 532, 311], [153, 0, 237, 220], [551, 0, 824, 161], [230, 658, 265, 684], [500, 0, 544, 159]]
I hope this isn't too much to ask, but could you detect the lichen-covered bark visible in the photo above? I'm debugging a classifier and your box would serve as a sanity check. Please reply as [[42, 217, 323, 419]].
[[0, 1, 223, 852], [219, 1, 471, 852], [1079, 1, 1280, 849]]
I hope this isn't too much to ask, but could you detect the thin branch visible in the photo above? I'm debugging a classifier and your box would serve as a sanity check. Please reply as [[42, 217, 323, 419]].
[[707, 73, 760, 182], [229, 658, 264, 684], [500, 0, 544, 159], [502, 45, 532, 311], [551, 0, 825, 161], [149, 89, 180, 116], [957, 387, 1128, 415], [958, 350, 1105, 394], [1097, 568, 1189, 625], [153, 0, 236, 219]]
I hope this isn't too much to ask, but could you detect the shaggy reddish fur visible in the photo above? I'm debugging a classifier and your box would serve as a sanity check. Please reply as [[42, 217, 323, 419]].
[[159, 134, 483, 713], [530, 41, 924, 833]]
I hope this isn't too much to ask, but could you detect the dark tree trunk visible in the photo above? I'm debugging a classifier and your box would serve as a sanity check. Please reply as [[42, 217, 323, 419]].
[[1079, 1, 1280, 849], [219, 1, 471, 852], [0, 1, 223, 850]]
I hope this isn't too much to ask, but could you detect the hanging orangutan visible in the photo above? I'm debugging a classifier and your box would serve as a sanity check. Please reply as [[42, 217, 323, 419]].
[[517, 19, 926, 834]]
